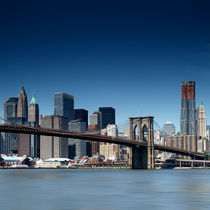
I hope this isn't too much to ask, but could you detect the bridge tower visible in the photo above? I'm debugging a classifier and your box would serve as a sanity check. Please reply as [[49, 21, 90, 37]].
[[129, 116, 155, 169]]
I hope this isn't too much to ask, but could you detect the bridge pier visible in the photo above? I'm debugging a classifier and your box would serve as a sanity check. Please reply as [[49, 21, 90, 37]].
[[130, 145, 155, 169]]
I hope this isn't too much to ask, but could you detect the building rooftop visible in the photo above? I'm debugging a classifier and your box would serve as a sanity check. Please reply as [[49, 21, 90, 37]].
[[165, 121, 173, 125], [5, 97, 18, 103], [30, 95, 37, 104]]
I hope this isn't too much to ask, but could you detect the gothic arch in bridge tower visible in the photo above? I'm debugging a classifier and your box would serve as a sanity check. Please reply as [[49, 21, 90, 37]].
[[129, 116, 155, 169], [134, 125, 139, 141]]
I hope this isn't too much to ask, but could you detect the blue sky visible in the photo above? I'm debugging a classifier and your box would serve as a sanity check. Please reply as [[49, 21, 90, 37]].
[[0, 0, 210, 131]]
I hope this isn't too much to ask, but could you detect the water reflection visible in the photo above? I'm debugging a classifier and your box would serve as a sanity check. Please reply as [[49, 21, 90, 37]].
[[0, 169, 210, 210]]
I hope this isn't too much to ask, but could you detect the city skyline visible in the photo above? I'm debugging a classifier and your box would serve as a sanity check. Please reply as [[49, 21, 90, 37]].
[[0, 82, 209, 132], [1, 1, 210, 130]]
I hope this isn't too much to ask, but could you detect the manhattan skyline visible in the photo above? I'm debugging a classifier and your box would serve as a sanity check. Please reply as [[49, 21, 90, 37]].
[[1, 0, 210, 129]]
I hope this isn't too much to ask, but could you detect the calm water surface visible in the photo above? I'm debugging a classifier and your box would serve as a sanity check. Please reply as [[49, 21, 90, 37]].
[[0, 169, 210, 210]]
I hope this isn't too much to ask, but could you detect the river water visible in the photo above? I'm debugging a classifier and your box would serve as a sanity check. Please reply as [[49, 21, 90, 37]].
[[0, 169, 210, 210]]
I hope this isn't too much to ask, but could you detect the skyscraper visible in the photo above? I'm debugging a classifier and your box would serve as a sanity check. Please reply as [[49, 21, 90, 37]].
[[4, 97, 23, 154], [29, 95, 39, 124], [180, 81, 196, 135], [197, 102, 207, 139], [99, 124, 120, 160], [99, 107, 115, 129], [74, 109, 88, 129], [54, 93, 74, 122], [68, 120, 86, 159], [90, 112, 100, 129], [40, 115, 68, 160], [163, 122, 175, 136], [17, 86, 28, 122], [19, 95, 40, 158], [4, 97, 18, 121]]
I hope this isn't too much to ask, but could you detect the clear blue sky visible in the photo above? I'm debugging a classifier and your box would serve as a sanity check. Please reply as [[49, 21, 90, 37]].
[[0, 0, 210, 131]]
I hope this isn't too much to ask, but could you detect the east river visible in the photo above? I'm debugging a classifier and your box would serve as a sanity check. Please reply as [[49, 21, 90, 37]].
[[0, 169, 210, 210]]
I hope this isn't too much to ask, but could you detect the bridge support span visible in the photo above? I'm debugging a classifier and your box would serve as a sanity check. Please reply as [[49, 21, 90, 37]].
[[130, 116, 155, 169]]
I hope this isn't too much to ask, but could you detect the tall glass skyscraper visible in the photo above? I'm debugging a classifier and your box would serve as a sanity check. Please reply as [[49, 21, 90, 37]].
[[99, 107, 115, 129], [180, 81, 196, 135], [54, 93, 74, 122], [68, 120, 86, 159], [74, 109, 88, 129], [4, 97, 18, 121]]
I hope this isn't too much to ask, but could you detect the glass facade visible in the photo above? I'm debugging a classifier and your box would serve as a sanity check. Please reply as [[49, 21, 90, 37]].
[[54, 93, 74, 122], [74, 109, 88, 129], [68, 120, 86, 159], [99, 107, 115, 129], [4, 97, 18, 121]]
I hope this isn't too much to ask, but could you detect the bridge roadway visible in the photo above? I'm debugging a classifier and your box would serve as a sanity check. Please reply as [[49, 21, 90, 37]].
[[0, 124, 205, 158]]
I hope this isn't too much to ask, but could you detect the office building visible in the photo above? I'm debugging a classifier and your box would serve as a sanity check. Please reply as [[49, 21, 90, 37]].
[[90, 112, 100, 127], [180, 81, 196, 135], [74, 109, 88, 129], [19, 96, 40, 158], [29, 95, 39, 124], [40, 115, 68, 160], [206, 125, 210, 140], [68, 120, 86, 159], [87, 125, 100, 156], [99, 107, 115, 129], [18, 122, 40, 158], [99, 124, 119, 160], [4, 97, 18, 121], [2, 115, 24, 154], [54, 93, 74, 121], [163, 122, 175, 136], [197, 102, 207, 139], [17, 86, 28, 122]]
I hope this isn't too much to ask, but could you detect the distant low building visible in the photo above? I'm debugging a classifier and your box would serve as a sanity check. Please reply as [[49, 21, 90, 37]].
[[163, 122, 175, 136]]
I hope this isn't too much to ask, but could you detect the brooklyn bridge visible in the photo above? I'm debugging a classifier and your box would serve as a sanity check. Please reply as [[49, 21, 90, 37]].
[[0, 116, 205, 169]]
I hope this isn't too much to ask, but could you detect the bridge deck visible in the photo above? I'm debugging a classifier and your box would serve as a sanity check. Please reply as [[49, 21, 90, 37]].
[[0, 124, 205, 158]]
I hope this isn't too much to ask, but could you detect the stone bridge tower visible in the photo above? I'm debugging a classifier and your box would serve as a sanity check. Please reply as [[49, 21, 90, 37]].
[[129, 116, 155, 169]]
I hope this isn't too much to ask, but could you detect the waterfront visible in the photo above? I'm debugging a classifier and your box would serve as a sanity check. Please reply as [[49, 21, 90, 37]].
[[0, 169, 210, 210]]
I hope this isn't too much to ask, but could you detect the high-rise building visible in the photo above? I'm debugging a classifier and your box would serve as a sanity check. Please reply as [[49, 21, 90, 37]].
[[197, 102, 207, 139], [4, 97, 23, 154], [163, 122, 175, 136], [18, 122, 40, 158], [17, 86, 28, 122], [29, 95, 39, 124], [87, 125, 100, 156], [68, 120, 86, 159], [4, 97, 18, 121], [40, 115, 68, 160], [90, 112, 100, 129], [180, 81, 196, 135], [54, 93, 74, 122], [99, 107, 115, 129], [206, 125, 210, 140], [99, 124, 120, 160], [74, 109, 88, 129], [19, 95, 40, 158]]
